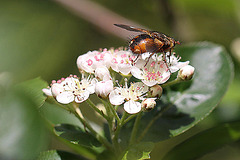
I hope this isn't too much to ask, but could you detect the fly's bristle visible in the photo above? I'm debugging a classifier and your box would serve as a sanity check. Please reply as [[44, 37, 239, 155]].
[[127, 35, 135, 44]]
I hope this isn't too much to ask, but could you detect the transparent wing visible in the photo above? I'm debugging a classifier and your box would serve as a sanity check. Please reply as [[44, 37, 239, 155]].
[[114, 24, 151, 34]]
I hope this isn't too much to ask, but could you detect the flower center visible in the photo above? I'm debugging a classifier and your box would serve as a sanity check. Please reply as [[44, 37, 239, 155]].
[[141, 61, 168, 81], [62, 78, 89, 96], [121, 83, 146, 101]]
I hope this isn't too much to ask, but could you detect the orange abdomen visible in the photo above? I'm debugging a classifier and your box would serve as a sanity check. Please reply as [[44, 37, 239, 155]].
[[130, 34, 163, 54]]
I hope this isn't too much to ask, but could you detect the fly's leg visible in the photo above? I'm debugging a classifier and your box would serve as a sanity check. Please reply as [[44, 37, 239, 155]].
[[133, 54, 140, 62], [167, 48, 172, 62], [144, 52, 155, 67], [163, 52, 172, 74]]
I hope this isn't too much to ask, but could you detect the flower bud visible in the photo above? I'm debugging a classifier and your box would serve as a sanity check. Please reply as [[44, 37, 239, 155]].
[[148, 85, 162, 98], [96, 103, 107, 116], [178, 65, 195, 81], [95, 80, 113, 99], [95, 66, 111, 80], [141, 98, 156, 111]]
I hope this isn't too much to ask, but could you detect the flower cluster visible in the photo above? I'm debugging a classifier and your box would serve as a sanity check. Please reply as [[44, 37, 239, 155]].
[[43, 48, 193, 114]]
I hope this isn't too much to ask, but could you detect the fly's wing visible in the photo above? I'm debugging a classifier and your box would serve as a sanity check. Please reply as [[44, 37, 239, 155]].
[[114, 24, 152, 35]]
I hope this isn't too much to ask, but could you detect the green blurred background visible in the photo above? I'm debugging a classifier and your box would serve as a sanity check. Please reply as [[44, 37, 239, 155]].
[[0, 0, 240, 159]]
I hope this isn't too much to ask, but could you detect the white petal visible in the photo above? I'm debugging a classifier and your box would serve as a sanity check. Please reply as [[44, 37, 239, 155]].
[[95, 80, 113, 98], [131, 66, 143, 80], [95, 66, 111, 80], [109, 88, 125, 105], [110, 63, 119, 73], [170, 61, 189, 73], [76, 54, 95, 73], [102, 52, 113, 68], [63, 77, 79, 88], [102, 75, 112, 81], [90, 78, 98, 85], [169, 66, 179, 73], [141, 52, 151, 60], [132, 82, 149, 94], [51, 83, 64, 97], [42, 88, 52, 96], [124, 100, 141, 114], [75, 91, 89, 103], [87, 78, 98, 94], [158, 71, 171, 84], [56, 91, 74, 104], [142, 80, 158, 87], [118, 63, 131, 75], [134, 58, 146, 68]]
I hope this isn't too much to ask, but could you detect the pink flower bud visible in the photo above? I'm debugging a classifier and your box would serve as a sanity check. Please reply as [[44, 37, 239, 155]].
[[178, 65, 195, 81]]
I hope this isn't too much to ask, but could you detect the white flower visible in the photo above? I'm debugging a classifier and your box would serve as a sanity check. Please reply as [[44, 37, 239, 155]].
[[109, 81, 148, 114], [77, 48, 137, 76], [110, 49, 135, 75], [140, 52, 158, 61], [49, 76, 97, 104], [178, 65, 195, 81], [131, 59, 171, 87], [95, 79, 114, 98], [77, 49, 112, 73], [164, 53, 189, 73]]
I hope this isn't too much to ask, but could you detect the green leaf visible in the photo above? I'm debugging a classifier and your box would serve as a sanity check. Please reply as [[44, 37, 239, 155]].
[[40, 102, 82, 126], [0, 88, 48, 160], [55, 136, 98, 160], [120, 42, 234, 144], [53, 124, 102, 159], [122, 142, 154, 160], [16, 77, 48, 108], [96, 149, 116, 160], [38, 150, 89, 160], [163, 121, 240, 160], [54, 124, 101, 148]]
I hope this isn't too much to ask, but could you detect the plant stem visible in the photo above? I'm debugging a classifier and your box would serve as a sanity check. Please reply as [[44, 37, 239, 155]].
[[120, 112, 128, 125], [112, 112, 128, 153], [104, 100, 123, 154], [86, 99, 108, 120], [161, 77, 181, 88], [114, 112, 128, 139], [99, 98, 116, 150], [137, 104, 172, 142], [107, 101, 120, 123], [72, 103, 113, 151], [122, 114, 137, 126], [129, 111, 142, 145], [99, 98, 112, 119]]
